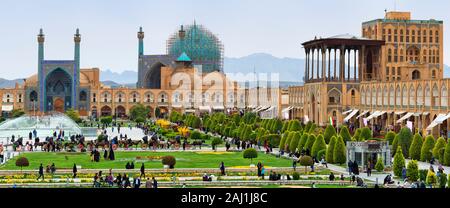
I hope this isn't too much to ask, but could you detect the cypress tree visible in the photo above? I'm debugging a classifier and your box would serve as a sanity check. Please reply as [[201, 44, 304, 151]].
[[339, 126, 352, 142], [406, 160, 419, 182], [311, 134, 327, 158], [443, 141, 450, 166], [397, 127, 413, 158], [391, 134, 399, 156], [393, 146, 406, 177], [384, 131, 396, 145], [289, 132, 301, 153], [289, 120, 301, 131], [323, 125, 336, 144], [284, 131, 295, 152], [305, 134, 316, 152], [326, 136, 337, 163], [297, 133, 309, 151], [409, 133, 423, 160], [420, 135, 435, 162], [279, 131, 289, 152], [333, 136, 346, 164], [433, 137, 447, 162]]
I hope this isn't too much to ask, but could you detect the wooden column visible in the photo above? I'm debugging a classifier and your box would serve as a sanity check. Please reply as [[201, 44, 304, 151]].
[[354, 49, 357, 82], [328, 48, 331, 81], [305, 50, 309, 82], [322, 47, 326, 82], [361, 46, 366, 81], [347, 49, 351, 81], [317, 48, 320, 80], [340, 46, 345, 82], [334, 49, 337, 80], [311, 49, 315, 80]]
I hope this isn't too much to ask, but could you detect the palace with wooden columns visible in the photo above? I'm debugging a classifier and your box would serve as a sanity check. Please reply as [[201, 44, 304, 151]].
[[287, 11, 447, 137]]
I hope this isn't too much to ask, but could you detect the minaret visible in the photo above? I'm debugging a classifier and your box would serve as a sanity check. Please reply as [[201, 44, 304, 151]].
[[73, 28, 81, 108], [138, 27, 144, 56], [37, 28, 45, 111]]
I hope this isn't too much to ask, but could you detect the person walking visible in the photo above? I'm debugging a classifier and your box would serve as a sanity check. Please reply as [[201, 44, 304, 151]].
[[152, 177, 158, 189], [145, 178, 153, 188], [292, 158, 297, 171], [347, 160, 353, 175], [257, 162, 262, 177], [37, 164, 44, 181], [220, 161, 226, 176], [261, 166, 266, 180], [133, 177, 141, 189], [140, 163, 145, 178], [72, 163, 77, 179], [366, 161, 372, 177]]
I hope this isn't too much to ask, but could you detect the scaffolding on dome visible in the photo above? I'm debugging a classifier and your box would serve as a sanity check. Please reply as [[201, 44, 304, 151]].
[[166, 22, 224, 73]]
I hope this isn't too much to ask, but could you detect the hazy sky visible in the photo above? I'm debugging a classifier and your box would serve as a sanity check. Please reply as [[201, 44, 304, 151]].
[[0, 0, 448, 79]]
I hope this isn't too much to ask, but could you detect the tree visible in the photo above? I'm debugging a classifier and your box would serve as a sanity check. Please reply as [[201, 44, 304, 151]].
[[359, 127, 372, 141], [339, 126, 351, 142], [297, 133, 309, 152], [129, 104, 150, 121], [289, 132, 301, 153], [304, 134, 316, 152], [243, 148, 258, 164], [11, 109, 25, 118], [333, 136, 346, 164], [397, 127, 413, 158], [409, 133, 423, 160], [375, 158, 384, 172], [65, 108, 81, 123], [384, 131, 396, 145], [326, 136, 337, 163], [438, 173, 447, 188], [393, 146, 406, 177], [433, 137, 447, 162], [311, 134, 327, 158], [281, 121, 289, 133], [426, 169, 437, 187], [100, 116, 113, 125], [298, 155, 313, 173], [15, 157, 29, 173], [279, 132, 289, 152], [288, 120, 301, 131], [444, 141, 450, 166], [190, 131, 202, 140], [284, 132, 295, 152], [406, 160, 419, 182], [211, 137, 223, 151], [162, 156, 176, 169], [420, 135, 435, 162], [323, 125, 336, 144], [391, 134, 399, 155]]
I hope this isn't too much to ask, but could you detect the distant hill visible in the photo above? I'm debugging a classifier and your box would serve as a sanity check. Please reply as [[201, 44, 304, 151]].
[[224, 53, 305, 82], [100, 70, 137, 84], [0, 78, 24, 88], [101, 80, 135, 88], [1, 53, 449, 88]]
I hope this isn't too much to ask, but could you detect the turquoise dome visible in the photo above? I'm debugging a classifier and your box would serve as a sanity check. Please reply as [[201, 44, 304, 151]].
[[167, 23, 223, 73]]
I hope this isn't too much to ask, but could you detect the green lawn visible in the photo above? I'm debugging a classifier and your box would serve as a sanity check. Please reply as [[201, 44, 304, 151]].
[[0, 151, 292, 170]]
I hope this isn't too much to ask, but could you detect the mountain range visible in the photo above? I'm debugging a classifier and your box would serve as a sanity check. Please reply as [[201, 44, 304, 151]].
[[1, 53, 449, 88]]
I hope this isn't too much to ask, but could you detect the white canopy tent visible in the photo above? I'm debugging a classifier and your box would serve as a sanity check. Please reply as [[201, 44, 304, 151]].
[[343, 110, 359, 122], [426, 113, 450, 130], [396, 112, 415, 124], [356, 110, 369, 119], [342, 109, 353, 115]]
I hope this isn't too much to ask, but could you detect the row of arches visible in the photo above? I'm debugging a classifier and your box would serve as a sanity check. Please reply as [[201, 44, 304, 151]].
[[95, 91, 246, 105], [361, 83, 448, 108]]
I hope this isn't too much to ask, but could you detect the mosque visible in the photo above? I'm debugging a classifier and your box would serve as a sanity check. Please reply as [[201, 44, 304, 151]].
[[0, 22, 285, 119]]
